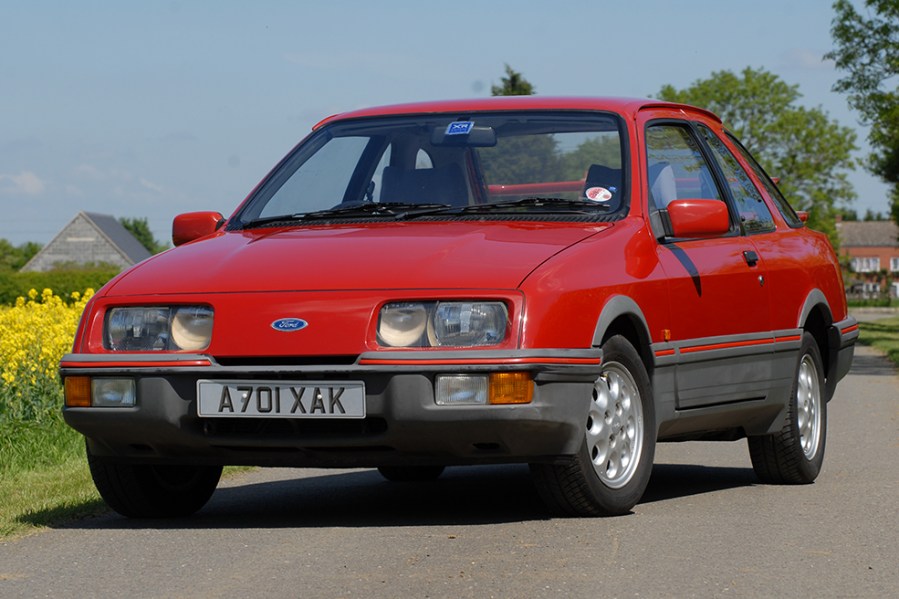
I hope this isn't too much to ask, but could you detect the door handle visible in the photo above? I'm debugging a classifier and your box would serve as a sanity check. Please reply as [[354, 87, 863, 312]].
[[743, 250, 759, 266]]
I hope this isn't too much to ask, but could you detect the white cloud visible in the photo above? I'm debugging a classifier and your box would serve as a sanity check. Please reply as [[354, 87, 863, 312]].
[[0, 171, 46, 195]]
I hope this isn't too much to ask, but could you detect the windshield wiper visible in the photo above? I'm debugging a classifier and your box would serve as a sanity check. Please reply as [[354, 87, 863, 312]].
[[399, 197, 611, 219], [241, 202, 452, 228]]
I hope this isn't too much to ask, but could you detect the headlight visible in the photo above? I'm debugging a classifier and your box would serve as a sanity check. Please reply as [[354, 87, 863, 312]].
[[378, 301, 507, 348], [377, 303, 429, 347], [106, 306, 213, 351]]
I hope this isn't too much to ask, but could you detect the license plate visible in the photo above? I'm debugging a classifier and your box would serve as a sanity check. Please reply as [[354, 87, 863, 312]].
[[197, 380, 365, 418]]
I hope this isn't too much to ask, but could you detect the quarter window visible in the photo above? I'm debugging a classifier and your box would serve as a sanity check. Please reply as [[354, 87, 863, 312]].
[[700, 127, 776, 235], [727, 133, 803, 228]]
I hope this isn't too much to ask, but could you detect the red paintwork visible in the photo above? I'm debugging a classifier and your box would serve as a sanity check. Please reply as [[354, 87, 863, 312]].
[[69, 97, 849, 365]]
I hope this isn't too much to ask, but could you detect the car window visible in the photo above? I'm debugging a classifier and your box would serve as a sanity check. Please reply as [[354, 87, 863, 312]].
[[260, 136, 370, 217], [699, 126, 776, 235], [645, 124, 722, 210], [726, 133, 804, 228]]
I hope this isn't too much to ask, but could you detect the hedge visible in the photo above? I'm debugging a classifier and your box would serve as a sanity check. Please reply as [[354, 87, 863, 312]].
[[0, 268, 119, 305]]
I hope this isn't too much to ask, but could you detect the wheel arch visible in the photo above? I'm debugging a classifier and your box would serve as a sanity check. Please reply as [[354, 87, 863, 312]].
[[797, 289, 836, 398], [592, 295, 654, 374]]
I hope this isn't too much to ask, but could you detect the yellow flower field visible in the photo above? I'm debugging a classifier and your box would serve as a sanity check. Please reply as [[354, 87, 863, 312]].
[[0, 288, 93, 422]]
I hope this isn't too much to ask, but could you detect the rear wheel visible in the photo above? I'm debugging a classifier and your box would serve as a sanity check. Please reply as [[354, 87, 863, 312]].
[[530, 335, 655, 516], [748, 332, 826, 484], [87, 444, 222, 518], [377, 465, 445, 482]]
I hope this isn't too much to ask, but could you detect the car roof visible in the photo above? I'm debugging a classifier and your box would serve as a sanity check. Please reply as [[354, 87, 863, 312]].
[[312, 96, 722, 130]]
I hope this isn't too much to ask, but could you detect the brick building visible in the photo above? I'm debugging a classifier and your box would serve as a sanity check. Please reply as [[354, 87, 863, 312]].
[[836, 219, 899, 298], [22, 212, 152, 272]]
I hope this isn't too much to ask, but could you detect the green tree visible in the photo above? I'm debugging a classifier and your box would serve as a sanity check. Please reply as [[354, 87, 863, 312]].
[[491, 64, 535, 96], [827, 0, 899, 225], [119, 217, 167, 254], [657, 67, 858, 245], [0, 239, 42, 271]]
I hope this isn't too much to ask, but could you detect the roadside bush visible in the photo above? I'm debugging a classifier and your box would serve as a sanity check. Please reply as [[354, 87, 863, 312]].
[[0, 268, 116, 306]]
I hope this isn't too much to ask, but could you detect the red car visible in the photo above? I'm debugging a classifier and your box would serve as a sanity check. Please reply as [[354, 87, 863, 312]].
[[61, 97, 857, 518]]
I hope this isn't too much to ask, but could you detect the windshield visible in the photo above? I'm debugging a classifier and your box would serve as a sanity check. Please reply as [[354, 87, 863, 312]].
[[232, 111, 628, 228]]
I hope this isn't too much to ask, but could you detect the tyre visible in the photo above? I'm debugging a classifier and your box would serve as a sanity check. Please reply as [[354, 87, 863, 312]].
[[530, 335, 656, 516], [748, 331, 826, 484], [87, 444, 222, 518], [377, 465, 445, 482]]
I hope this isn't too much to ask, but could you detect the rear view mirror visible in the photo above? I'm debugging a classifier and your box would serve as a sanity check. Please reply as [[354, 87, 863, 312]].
[[667, 199, 730, 238], [172, 211, 225, 246], [430, 122, 497, 147]]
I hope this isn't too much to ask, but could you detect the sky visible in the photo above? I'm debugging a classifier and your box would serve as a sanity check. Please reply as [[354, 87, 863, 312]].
[[0, 0, 890, 246]]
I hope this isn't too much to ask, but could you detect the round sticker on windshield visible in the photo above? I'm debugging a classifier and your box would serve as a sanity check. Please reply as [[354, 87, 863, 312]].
[[585, 187, 613, 202]]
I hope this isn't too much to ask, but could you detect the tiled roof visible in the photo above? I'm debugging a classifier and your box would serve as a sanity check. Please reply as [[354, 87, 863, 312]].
[[836, 220, 899, 247]]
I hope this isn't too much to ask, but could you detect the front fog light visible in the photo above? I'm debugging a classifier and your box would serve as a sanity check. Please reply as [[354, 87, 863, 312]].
[[435, 375, 488, 405], [92, 378, 136, 407]]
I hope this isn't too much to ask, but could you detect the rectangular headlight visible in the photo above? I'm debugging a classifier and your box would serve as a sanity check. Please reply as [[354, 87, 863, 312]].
[[378, 301, 508, 348], [105, 306, 213, 351]]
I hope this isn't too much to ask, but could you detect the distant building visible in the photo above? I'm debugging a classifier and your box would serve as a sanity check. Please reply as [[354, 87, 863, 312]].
[[21, 211, 152, 272], [837, 219, 899, 298]]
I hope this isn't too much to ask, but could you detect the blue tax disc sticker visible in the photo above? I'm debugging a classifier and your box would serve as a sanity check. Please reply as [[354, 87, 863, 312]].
[[446, 121, 474, 136]]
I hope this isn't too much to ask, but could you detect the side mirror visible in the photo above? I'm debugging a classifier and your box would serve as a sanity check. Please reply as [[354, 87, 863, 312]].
[[172, 211, 225, 246], [667, 199, 730, 238]]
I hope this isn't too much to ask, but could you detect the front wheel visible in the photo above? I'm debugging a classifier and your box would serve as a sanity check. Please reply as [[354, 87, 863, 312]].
[[87, 444, 222, 518], [530, 335, 656, 516], [748, 332, 826, 484]]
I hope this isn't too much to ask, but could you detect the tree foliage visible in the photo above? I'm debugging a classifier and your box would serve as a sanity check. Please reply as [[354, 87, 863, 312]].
[[827, 0, 899, 225], [0, 239, 42, 272], [119, 217, 167, 254], [491, 64, 535, 96], [657, 67, 858, 244]]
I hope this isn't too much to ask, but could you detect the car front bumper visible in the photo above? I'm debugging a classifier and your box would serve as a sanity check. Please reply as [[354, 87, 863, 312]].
[[60, 349, 602, 468]]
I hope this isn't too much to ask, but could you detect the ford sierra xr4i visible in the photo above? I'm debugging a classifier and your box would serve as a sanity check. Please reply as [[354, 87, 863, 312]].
[[60, 97, 857, 518]]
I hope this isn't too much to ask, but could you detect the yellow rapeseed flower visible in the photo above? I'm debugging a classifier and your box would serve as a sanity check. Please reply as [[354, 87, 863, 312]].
[[0, 288, 94, 421]]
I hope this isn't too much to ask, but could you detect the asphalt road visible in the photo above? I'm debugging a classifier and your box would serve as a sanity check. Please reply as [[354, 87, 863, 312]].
[[1, 344, 896, 598]]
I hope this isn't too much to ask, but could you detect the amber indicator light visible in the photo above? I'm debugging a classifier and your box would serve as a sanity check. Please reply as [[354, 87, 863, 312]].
[[488, 372, 534, 404], [64, 376, 92, 407]]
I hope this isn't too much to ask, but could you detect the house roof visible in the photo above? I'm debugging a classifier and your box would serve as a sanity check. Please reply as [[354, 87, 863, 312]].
[[82, 212, 153, 264], [837, 220, 899, 247], [21, 211, 152, 272]]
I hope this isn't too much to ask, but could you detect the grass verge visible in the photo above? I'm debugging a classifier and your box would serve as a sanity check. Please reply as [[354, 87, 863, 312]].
[[857, 315, 899, 368], [0, 417, 104, 540]]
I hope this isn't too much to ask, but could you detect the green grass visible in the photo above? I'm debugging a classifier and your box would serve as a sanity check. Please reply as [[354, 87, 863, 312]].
[[858, 315, 899, 367], [0, 416, 105, 539]]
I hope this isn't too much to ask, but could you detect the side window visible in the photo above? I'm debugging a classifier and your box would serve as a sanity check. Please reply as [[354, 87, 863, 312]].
[[645, 124, 722, 210], [699, 127, 776, 235], [727, 133, 803, 228]]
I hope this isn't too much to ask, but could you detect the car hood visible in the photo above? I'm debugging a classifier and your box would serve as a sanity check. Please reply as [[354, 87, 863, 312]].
[[106, 221, 610, 296]]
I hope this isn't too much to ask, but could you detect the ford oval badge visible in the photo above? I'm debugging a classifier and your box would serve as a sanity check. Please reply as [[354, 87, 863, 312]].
[[271, 318, 308, 332]]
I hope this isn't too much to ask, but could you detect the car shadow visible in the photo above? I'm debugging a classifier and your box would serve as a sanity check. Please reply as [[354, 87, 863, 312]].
[[35, 462, 759, 531]]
